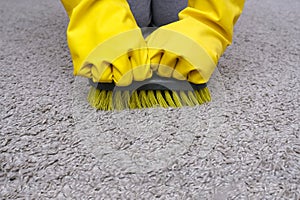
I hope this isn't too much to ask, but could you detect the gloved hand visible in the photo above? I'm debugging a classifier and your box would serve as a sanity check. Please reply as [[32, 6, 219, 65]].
[[61, 0, 151, 86], [146, 0, 245, 84]]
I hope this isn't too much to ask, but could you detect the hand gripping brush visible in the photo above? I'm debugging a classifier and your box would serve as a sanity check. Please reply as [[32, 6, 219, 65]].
[[87, 73, 211, 110], [61, 0, 245, 111], [87, 27, 211, 110]]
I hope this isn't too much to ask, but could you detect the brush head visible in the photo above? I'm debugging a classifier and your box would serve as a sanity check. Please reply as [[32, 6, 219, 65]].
[[87, 74, 210, 110]]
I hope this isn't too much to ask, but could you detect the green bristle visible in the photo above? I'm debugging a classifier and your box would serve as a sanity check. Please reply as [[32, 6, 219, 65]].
[[139, 90, 150, 108], [87, 87, 98, 107], [172, 91, 183, 107], [130, 91, 142, 109], [200, 87, 211, 103], [112, 91, 124, 110], [194, 90, 204, 104], [98, 90, 107, 110], [128, 91, 136, 109], [87, 86, 211, 110], [188, 91, 199, 105], [205, 87, 212, 102], [147, 90, 159, 107], [179, 91, 194, 106], [122, 90, 131, 109], [106, 91, 113, 110], [90, 88, 103, 109], [164, 91, 176, 107], [156, 90, 168, 108], [97, 90, 108, 109]]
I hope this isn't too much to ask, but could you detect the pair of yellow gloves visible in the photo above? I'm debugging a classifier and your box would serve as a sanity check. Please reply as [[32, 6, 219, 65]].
[[61, 0, 245, 86]]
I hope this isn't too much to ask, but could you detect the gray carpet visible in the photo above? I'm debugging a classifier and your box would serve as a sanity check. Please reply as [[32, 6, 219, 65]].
[[0, 0, 299, 199]]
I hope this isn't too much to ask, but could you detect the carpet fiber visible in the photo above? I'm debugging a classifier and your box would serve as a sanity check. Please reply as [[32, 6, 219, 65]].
[[0, 0, 299, 199]]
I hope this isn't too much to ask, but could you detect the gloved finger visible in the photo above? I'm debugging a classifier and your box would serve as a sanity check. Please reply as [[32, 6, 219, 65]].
[[172, 57, 195, 80], [157, 51, 178, 78], [90, 61, 112, 83], [128, 48, 152, 82], [111, 54, 133, 86], [188, 70, 206, 84], [148, 48, 163, 71]]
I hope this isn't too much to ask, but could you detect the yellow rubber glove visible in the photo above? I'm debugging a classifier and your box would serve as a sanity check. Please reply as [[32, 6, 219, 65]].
[[146, 0, 245, 84], [61, 0, 151, 86]]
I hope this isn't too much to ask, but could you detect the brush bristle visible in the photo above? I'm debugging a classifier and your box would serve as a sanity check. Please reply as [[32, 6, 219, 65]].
[[87, 87, 211, 110]]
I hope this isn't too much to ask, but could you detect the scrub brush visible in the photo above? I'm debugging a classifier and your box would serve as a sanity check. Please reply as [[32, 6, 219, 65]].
[[87, 73, 211, 110]]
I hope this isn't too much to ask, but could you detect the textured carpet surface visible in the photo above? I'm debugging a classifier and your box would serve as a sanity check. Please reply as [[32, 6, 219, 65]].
[[0, 0, 299, 199]]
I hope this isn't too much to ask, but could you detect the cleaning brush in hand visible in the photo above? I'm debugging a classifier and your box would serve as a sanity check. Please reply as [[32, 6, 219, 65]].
[[87, 73, 211, 110], [61, 0, 244, 111]]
